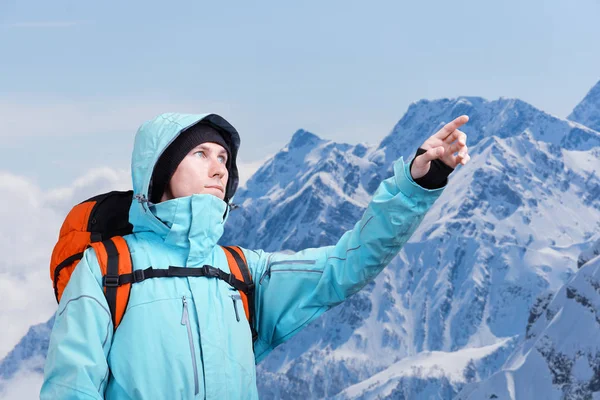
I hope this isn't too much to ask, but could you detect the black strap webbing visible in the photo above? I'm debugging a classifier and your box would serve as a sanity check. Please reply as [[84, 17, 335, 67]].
[[103, 239, 120, 328], [222, 246, 251, 283], [103, 265, 253, 294]]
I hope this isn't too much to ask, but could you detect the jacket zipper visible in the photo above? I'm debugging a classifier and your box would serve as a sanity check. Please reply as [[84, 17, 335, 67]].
[[267, 268, 322, 274], [230, 294, 241, 322], [181, 296, 199, 396], [259, 259, 317, 284]]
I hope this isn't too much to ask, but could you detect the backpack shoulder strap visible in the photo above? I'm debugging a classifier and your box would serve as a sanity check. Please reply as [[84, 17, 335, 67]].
[[89, 236, 133, 330], [221, 245, 258, 342]]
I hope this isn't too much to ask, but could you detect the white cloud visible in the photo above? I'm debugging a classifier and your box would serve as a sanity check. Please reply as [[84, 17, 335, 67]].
[[0, 370, 43, 400], [46, 167, 130, 217], [0, 168, 130, 360]]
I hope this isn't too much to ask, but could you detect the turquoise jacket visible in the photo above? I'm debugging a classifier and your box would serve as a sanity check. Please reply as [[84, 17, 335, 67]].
[[41, 113, 446, 399]]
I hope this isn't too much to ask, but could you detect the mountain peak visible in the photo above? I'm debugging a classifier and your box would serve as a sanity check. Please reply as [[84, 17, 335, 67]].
[[288, 129, 323, 149], [568, 80, 600, 131]]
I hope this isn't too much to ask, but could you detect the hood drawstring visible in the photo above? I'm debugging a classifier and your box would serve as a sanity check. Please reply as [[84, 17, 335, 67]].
[[134, 194, 149, 204]]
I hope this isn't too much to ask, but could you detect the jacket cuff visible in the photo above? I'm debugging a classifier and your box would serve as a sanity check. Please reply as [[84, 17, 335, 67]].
[[394, 157, 446, 198]]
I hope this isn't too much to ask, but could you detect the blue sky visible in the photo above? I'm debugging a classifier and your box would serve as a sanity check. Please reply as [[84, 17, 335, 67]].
[[1, 0, 599, 188]]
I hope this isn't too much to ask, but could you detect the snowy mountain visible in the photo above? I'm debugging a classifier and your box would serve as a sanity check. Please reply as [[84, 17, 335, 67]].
[[455, 237, 600, 400], [2, 81, 600, 399], [222, 129, 373, 251], [568, 80, 600, 132], [222, 89, 600, 399]]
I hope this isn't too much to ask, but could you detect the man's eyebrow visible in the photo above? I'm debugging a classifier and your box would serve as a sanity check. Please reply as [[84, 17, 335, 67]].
[[196, 144, 228, 156]]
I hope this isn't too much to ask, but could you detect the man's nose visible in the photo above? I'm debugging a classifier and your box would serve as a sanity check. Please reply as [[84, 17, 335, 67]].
[[210, 159, 227, 177]]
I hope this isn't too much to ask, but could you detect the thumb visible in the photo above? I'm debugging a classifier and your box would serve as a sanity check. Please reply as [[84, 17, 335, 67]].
[[415, 147, 444, 166], [411, 146, 445, 180]]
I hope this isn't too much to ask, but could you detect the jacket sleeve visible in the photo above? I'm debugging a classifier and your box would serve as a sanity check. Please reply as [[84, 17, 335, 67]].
[[40, 248, 113, 399], [243, 157, 446, 363]]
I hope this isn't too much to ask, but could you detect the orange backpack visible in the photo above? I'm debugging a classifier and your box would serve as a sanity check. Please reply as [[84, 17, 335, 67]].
[[50, 190, 257, 342]]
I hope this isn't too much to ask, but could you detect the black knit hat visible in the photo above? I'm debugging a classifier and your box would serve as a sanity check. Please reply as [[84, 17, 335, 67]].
[[150, 122, 232, 204]]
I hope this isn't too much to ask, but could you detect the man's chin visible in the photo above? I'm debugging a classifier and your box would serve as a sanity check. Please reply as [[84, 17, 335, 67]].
[[202, 188, 225, 201], [161, 191, 225, 202]]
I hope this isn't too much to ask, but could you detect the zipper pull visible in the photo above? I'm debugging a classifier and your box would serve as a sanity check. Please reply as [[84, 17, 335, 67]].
[[231, 295, 241, 322], [181, 296, 188, 325], [259, 262, 273, 285]]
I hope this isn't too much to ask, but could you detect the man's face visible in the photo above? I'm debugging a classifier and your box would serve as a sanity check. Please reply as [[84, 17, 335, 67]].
[[161, 142, 229, 202]]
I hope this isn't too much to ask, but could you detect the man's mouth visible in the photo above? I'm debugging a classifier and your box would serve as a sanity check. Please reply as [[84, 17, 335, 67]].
[[205, 185, 224, 192]]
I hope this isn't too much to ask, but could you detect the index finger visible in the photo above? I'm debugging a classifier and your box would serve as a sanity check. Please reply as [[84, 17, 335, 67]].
[[434, 115, 469, 140]]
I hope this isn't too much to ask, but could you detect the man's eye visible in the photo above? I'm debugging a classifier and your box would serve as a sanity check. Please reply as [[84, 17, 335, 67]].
[[195, 151, 205, 158], [218, 156, 226, 164]]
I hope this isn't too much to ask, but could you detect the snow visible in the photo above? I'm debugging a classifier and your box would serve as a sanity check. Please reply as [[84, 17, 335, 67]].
[[337, 339, 512, 399], [458, 249, 600, 400]]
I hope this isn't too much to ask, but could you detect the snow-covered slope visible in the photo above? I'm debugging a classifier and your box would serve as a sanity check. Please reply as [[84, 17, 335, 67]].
[[456, 237, 600, 400], [335, 338, 516, 399]]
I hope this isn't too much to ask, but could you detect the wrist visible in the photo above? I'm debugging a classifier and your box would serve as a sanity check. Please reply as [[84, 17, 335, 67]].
[[410, 147, 454, 189]]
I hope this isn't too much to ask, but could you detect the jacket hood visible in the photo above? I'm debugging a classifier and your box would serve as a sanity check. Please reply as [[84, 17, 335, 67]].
[[128, 112, 241, 244]]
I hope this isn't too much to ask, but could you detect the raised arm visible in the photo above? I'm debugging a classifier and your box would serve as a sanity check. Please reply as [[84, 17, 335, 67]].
[[244, 115, 471, 363]]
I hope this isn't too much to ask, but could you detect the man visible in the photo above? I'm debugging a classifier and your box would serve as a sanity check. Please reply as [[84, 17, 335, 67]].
[[41, 112, 470, 399]]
